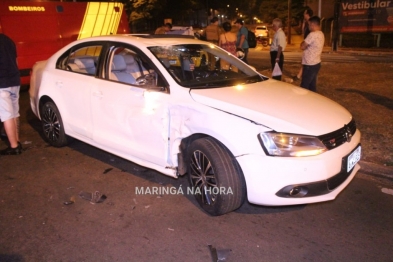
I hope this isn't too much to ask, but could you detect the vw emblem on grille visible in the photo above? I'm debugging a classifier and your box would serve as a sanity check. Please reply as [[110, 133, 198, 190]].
[[344, 124, 352, 142]]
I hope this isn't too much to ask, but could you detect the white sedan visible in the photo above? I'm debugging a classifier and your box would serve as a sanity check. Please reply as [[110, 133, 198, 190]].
[[29, 35, 361, 215]]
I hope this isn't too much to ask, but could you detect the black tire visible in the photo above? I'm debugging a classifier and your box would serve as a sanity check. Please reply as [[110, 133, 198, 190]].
[[187, 137, 246, 216], [40, 101, 71, 147]]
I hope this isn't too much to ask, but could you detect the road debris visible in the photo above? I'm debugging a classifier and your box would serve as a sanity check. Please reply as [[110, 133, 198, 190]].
[[208, 244, 231, 261], [63, 196, 75, 205], [103, 168, 113, 174], [79, 191, 107, 204]]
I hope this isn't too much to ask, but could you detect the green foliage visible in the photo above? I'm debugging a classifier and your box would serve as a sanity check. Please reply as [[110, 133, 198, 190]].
[[258, 0, 305, 26], [126, 0, 163, 21]]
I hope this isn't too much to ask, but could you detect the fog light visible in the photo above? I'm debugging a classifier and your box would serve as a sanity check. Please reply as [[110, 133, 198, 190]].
[[288, 186, 308, 197]]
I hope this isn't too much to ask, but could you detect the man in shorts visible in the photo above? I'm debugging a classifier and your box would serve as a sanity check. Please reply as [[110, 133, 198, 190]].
[[0, 33, 22, 155]]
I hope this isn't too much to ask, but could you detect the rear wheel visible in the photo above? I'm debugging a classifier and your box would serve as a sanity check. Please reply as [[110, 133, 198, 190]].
[[40, 101, 72, 147], [187, 137, 246, 216]]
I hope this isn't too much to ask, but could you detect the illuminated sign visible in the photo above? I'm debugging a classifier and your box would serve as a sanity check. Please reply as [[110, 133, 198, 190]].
[[78, 2, 123, 39], [339, 0, 393, 33], [8, 6, 45, 12]]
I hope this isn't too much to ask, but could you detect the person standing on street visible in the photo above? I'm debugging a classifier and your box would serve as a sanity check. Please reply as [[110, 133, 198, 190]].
[[0, 33, 22, 155], [204, 17, 221, 70], [204, 17, 221, 45], [219, 21, 238, 71], [234, 19, 249, 64], [270, 18, 286, 81], [300, 16, 325, 92], [155, 23, 172, 34], [294, 7, 314, 81]]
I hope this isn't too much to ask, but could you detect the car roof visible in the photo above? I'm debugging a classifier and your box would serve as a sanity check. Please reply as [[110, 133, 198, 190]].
[[72, 34, 203, 48]]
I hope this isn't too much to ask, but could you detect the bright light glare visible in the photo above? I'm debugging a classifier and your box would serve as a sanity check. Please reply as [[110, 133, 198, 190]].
[[143, 90, 160, 114], [293, 149, 326, 157]]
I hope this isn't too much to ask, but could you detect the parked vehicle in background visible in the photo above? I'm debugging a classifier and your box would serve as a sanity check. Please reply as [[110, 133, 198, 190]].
[[30, 35, 361, 216], [254, 25, 269, 37], [0, 0, 129, 85]]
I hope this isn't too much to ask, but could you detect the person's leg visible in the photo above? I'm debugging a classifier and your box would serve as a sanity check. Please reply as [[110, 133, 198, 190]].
[[242, 48, 249, 64], [0, 86, 21, 154], [276, 53, 284, 81], [270, 51, 277, 70], [308, 63, 321, 92], [295, 65, 303, 80], [300, 65, 312, 90], [3, 118, 18, 148], [270, 51, 283, 81], [300, 64, 320, 91]]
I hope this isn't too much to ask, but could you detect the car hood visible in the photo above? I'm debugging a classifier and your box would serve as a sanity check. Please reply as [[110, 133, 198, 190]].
[[189, 80, 352, 135]]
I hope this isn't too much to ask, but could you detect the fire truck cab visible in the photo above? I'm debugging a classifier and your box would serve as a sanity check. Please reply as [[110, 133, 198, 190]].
[[0, 1, 129, 85]]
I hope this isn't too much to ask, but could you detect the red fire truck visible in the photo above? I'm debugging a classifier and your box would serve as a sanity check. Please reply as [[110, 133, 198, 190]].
[[0, 1, 130, 85]]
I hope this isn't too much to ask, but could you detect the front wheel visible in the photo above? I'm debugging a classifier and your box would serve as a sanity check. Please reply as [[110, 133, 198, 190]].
[[187, 137, 246, 216], [40, 101, 72, 147]]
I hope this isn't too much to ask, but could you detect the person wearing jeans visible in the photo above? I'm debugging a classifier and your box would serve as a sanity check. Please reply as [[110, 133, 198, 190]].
[[300, 16, 325, 92], [234, 19, 249, 64]]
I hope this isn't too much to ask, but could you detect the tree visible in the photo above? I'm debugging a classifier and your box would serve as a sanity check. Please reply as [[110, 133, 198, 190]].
[[258, 0, 305, 27]]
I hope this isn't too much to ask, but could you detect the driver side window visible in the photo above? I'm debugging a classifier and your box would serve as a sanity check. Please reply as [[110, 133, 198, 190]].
[[108, 46, 165, 90]]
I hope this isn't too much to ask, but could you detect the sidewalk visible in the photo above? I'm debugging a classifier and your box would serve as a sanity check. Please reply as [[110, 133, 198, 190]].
[[285, 34, 393, 56]]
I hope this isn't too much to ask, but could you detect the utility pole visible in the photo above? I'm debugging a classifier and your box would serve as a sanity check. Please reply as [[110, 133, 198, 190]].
[[332, 0, 341, 51]]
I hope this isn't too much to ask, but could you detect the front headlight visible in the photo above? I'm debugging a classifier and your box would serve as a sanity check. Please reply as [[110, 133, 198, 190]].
[[258, 132, 327, 157]]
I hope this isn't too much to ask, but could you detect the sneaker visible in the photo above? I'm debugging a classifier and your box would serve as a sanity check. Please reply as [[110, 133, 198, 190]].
[[0, 142, 22, 155]]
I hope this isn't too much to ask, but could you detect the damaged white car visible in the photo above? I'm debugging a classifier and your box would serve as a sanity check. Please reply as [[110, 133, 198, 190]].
[[29, 35, 361, 215]]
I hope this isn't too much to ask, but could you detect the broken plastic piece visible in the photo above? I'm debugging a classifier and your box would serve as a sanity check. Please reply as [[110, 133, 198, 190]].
[[208, 245, 231, 261], [63, 196, 75, 205], [103, 168, 113, 174], [79, 191, 107, 203], [208, 245, 218, 262]]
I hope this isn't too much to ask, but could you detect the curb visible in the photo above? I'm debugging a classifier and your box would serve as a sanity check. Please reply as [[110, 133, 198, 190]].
[[359, 160, 393, 180], [282, 42, 393, 56]]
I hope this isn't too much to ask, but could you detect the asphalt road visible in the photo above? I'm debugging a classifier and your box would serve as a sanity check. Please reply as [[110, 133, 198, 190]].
[[1, 76, 393, 261]]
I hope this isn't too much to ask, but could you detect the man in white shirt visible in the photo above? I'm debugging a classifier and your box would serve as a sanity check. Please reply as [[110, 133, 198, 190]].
[[300, 16, 325, 92], [270, 18, 286, 81]]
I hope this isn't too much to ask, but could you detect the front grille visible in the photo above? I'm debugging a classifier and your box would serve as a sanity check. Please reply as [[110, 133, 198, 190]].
[[319, 119, 357, 150]]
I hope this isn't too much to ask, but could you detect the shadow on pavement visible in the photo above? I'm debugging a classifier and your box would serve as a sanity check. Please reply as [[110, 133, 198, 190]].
[[336, 88, 393, 110]]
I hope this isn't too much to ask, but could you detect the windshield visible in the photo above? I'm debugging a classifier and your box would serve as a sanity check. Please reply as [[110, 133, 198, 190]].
[[148, 44, 264, 88]]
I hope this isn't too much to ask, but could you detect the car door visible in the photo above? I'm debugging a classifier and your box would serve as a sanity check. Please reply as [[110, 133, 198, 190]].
[[90, 44, 171, 167], [55, 43, 103, 139]]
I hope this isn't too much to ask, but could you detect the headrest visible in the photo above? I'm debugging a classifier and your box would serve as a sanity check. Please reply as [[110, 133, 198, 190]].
[[112, 55, 127, 71], [182, 58, 195, 71], [74, 58, 95, 69], [123, 55, 136, 65]]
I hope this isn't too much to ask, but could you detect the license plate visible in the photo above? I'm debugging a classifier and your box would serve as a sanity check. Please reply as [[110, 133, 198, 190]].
[[347, 146, 361, 172]]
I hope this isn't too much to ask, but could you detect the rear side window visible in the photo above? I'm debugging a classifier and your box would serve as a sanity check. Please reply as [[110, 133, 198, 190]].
[[56, 45, 103, 76]]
